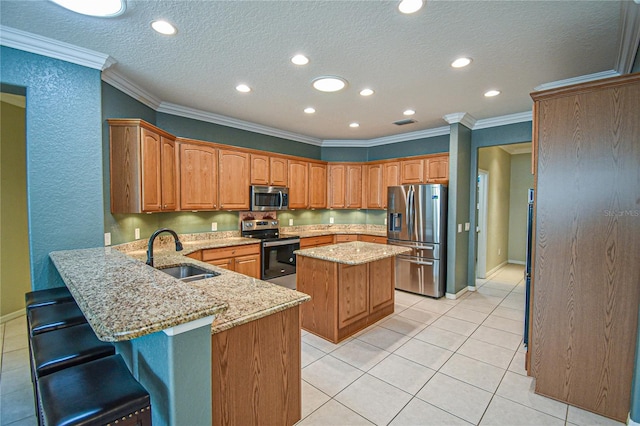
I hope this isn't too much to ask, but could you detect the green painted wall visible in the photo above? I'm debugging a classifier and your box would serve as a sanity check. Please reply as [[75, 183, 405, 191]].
[[1, 96, 31, 317], [368, 134, 449, 161], [507, 153, 534, 263], [478, 146, 511, 273], [446, 123, 472, 295], [321, 147, 368, 162]]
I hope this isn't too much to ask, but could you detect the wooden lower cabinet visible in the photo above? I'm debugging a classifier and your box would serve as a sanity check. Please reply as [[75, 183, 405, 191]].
[[211, 306, 301, 426], [334, 234, 358, 243], [198, 244, 261, 278], [297, 256, 394, 343], [299, 235, 334, 249], [358, 234, 387, 244]]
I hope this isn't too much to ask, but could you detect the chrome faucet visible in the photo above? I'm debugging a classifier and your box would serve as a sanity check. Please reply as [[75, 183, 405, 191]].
[[146, 228, 183, 266]]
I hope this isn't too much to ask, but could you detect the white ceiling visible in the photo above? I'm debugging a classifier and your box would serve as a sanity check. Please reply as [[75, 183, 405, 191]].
[[0, 0, 633, 145]]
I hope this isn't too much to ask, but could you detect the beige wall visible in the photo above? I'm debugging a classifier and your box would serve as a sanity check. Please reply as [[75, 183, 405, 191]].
[[508, 153, 534, 263], [478, 146, 511, 274], [1, 96, 31, 318]]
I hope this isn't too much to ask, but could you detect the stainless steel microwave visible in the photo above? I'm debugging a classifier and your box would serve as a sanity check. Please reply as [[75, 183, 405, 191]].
[[250, 186, 289, 211]]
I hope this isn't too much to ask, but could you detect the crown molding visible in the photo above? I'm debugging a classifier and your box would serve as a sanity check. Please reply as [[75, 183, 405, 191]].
[[157, 102, 323, 146], [533, 69, 620, 91], [442, 112, 477, 129], [101, 69, 162, 110], [473, 111, 532, 130], [0, 25, 115, 70], [322, 126, 451, 148], [615, 1, 640, 74]]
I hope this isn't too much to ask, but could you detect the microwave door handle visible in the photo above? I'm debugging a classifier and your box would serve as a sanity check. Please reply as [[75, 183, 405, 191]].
[[279, 190, 283, 209]]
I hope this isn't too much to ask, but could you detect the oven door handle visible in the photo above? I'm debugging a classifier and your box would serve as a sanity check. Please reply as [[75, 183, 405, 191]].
[[263, 238, 301, 248]]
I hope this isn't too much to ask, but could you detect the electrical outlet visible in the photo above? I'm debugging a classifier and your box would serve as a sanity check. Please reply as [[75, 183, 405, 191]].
[[135, 228, 140, 239], [104, 233, 111, 246], [498, 248, 501, 255], [289, 219, 294, 226], [457, 224, 462, 233], [384, 217, 387, 225], [329, 217, 334, 224], [211, 222, 217, 231], [464, 222, 470, 231]]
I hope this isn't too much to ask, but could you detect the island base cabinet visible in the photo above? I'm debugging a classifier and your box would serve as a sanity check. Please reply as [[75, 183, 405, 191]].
[[211, 306, 301, 426], [298, 256, 394, 343]]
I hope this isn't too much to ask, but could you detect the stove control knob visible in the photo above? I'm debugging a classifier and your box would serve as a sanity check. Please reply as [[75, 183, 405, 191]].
[[246, 223, 253, 228], [271, 221, 278, 226]]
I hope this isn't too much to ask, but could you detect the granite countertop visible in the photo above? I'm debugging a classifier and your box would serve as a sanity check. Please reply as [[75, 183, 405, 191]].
[[295, 241, 410, 265], [50, 236, 310, 341], [281, 224, 386, 238]]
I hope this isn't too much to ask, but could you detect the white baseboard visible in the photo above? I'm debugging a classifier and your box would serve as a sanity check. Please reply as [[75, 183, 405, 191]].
[[1, 308, 26, 324], [467, 285, 477, 292], [485, 261, 508, 278], [508, 259, 526, 265], [629, 413, 640, 426], [446, 287, 469, 300]]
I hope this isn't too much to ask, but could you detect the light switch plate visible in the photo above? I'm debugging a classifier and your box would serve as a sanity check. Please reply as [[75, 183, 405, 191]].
[[464, 223, 470, 231], [457, 224, 462, 233], [104, 232, 111, 246], [211, 222, 217, 231], [289, 219, 294, 226], [135, 228, 140, 239]]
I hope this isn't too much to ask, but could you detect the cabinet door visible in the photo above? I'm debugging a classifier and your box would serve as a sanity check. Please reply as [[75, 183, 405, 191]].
[[400, 158, 424, 184], [358, 235, 387, 244], [160, 137, 177, 211], [270, 157, 288, 186], [328, 164, 346, 208], [180, 143, 218, 210], [365, 164, 384, 209], [425, 156, 449, 183], [334, 234, 357, 243], [140, 127, 162, 212], [369, 257, 394, 313], [346, 165, 363, 208], [382, 162, 400, 208], [234, 254, 260, 278], [209, 258, 233, 270], [338, 264, 369, 328], [308, 162, 327, 209], [219, 149, 250, 210], [288, 160, 309, 209], [250, 154, 270, 185]]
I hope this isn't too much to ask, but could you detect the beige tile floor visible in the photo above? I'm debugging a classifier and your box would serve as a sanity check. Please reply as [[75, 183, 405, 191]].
[[0, 264, 626, 426]]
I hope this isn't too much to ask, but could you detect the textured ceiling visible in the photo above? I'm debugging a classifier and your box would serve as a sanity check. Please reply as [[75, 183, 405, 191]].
[[0, 0, 625, 142]]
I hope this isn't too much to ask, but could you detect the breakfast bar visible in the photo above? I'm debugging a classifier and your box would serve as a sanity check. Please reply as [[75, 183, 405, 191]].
[[295, 241, 410, 343]]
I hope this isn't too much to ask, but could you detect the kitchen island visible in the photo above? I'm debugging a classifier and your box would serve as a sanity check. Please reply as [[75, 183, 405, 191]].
[[49, 241, 310, 426], [295, 241, 410, 343]]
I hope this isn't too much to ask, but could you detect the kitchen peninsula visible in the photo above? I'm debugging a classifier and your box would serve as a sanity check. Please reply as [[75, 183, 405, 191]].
[[295, 241, 410, 343], [49, 239, 310, 426]]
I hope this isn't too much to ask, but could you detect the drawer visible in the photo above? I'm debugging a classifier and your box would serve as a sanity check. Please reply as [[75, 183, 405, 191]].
[[300, 235, 334, 248], [358, 235, 387, 244], [202, 244, 260, 261], [335, 234, 358, 243]]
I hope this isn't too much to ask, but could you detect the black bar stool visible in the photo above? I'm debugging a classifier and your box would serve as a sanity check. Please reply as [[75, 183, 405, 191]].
[[37, 354, 151, 426], [28, 301, 87, 337], [25, 287, 74, 310], [31, 323, 115, 378]]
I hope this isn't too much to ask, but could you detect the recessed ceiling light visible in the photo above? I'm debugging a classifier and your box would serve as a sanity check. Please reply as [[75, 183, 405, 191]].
[[312, 76, 347, 92], [398, 0, 423, 14], [403, 109, 416, 116], [151, 20, 177, 35], [291, 54, 309, 65], [451, 57, 472, 68], [484, 90, 501, 97], [349, 122, 360, 128], [304, 107, 316, 114], [360, 88, 374, 96], [49, 0, 126, 17], [236, 84, 251, 93]]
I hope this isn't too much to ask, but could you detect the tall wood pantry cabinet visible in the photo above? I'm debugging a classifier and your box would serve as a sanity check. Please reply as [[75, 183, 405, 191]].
[[528, 73, 640, 422]]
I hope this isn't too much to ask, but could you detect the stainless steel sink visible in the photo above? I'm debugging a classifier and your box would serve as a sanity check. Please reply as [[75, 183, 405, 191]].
[[157, 264, 220, 282]]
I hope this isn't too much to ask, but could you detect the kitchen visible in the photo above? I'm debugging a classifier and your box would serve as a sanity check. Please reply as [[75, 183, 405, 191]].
[[1, 1, 640, 425]]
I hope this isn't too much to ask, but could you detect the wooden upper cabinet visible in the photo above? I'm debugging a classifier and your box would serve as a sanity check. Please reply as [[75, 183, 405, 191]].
[[109, 119, 177, 213], [250, 154, 270, 185], [270, 156, 288, 186], [308, 162, 327, 209], [382, 162, 400, 208], [400, 158, 424, 184], [328, 164, 346, 208], [179, 142, 218, 210], [345, 164, 363, 208], [219, 149, 250, 210], [366, 164, 384, 209], [425, 155, 449, 183], [288, 160, 309, 209]]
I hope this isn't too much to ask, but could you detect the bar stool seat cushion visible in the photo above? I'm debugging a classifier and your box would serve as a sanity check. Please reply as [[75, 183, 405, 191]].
[[38, 354, 151, 426], [31, 323, 115, 378], [25, 287, 73, 310], [28, 302, 87, 336]]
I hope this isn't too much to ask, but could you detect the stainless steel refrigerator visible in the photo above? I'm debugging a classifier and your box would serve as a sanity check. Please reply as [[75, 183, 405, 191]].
[[387, 184, 447, 298]]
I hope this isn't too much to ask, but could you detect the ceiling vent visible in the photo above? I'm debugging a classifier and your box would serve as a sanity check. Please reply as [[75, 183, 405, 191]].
[[393, 118, 417, 126]]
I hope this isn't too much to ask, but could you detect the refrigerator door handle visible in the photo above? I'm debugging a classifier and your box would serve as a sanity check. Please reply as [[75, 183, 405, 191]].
[[408, 186, 415, 237]]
